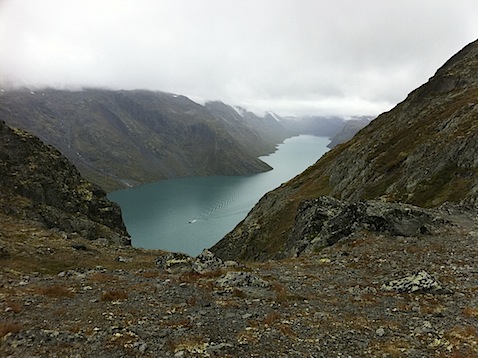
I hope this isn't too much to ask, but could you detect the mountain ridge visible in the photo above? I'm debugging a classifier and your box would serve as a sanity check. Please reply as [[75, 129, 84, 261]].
[[0, 89, 360, 192], [0, 89, 279, 191], [211, 39, 478, 261]]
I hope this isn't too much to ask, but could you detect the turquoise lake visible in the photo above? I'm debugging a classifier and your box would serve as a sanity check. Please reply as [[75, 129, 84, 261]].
[[108, 135, 330, 256]]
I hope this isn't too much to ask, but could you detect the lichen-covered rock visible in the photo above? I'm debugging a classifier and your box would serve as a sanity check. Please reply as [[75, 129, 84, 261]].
[[283, 196, 445, 257], [192, 249, 224, 273], [381, 270, 452, 294], [155, 252, 193, 273], [156, 249, 232, 274], [0, 120, 130, 244], [216, 271, 270, 288]]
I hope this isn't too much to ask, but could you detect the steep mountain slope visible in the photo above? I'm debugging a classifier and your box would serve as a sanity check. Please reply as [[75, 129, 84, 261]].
[[0, 90, 291, 191], [204, 101, 290, 153], [0, 120, 130, 244], [212, 39, 478, 261]]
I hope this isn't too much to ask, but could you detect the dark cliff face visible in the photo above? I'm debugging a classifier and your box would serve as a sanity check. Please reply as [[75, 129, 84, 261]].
[[212, 39, 478, 261], [0, 120, 130, 244]]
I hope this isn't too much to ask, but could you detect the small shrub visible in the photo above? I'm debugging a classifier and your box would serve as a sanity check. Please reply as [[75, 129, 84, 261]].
[[361, 292, 378, 304], [232, 288, 246, 298], [100, 290, 128, 301], [199, 280, 214, 291], [278, 323, 296, 337], [445, 324, 478, 353], [178, 270, 223, 284], [263, 312, 281, 326], [271, 281, 286, 293], [0, 322, 22, 338], [271, 282, 305, 304], [166, 335, 206, 354], [185, 296, 197, 306], [463, 306, 478, 318], [167, 318, 191, 329], [5, 301, 22, 313], [178, 271, 202, 283], [35, 284, 75, 298]]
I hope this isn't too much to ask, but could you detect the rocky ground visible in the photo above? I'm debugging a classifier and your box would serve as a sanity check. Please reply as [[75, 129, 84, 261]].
[[1, 210, 478, 357]]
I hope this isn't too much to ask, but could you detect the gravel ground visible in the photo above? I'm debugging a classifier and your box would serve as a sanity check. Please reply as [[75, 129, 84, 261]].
[[1, 212, 478, 357]]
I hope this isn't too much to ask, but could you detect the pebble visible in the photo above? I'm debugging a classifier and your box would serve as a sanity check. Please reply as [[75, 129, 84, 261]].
[[375, 327, 385, 337]]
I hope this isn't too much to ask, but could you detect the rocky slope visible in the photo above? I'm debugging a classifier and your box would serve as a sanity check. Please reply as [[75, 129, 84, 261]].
[[0, 120, 129, 244], [212, 39, 478, 261], [1, 210, 477, 357]]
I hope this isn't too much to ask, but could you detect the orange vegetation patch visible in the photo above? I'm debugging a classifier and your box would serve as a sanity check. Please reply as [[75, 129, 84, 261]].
[[33, 284, 75, 298], [0, 322, 22, 338], [100, 290, 128, 301]]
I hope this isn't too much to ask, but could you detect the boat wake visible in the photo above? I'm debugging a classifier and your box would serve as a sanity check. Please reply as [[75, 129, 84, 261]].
[[189, 188, 244, 224]]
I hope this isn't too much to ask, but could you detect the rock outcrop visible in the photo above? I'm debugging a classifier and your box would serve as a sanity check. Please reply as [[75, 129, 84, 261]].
[[155, 249, 237, 274], [212, 39, 478, 261], [282, 196, 445, 258], [0, 120, 129, 244], [216, 271, 270, 289], [381, 270, 452, 294]]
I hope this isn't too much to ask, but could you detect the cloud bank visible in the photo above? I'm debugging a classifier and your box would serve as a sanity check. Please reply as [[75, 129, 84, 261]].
[[1, 0, 478, 116]]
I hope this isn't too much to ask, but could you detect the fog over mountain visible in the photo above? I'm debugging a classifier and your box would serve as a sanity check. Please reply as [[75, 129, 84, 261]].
[[1, 0, 478, 117]]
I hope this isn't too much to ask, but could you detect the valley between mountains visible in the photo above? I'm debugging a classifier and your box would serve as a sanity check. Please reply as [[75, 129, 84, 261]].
[[1, 40, 478, 357], [0, 89, 358, 192]]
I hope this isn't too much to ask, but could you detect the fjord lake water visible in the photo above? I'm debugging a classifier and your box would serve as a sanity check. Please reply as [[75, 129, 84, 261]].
[[108, 135, 330, 256]]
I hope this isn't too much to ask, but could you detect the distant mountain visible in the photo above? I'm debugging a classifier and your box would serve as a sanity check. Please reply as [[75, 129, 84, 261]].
[[0, 89, 359, 192], [327, 116, 372, 148], [0, 89, 286, 191], [204, 101, 290, 155], [0, 119, 129, 244], [212, 39, 478, 261], [281, 115, 352, 137]]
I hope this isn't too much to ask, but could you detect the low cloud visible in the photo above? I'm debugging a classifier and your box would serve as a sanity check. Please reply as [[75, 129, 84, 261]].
[[1, 0, 478, 116]]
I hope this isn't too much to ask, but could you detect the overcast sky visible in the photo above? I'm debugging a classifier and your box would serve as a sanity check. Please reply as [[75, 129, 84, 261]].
[[1, 0, 478, 117]]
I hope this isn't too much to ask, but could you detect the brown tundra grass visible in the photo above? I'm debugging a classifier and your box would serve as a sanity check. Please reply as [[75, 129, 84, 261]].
[[34, 284, 75, 298], [463, 306, 478, 318], [0, 322, 22, 338], [5, 301, 22, 313], [263, 311, 281, 326], [100, 290, 128, 301]]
